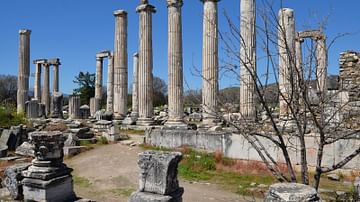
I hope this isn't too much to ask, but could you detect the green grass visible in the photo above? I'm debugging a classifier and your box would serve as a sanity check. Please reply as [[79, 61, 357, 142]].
[[119, 129, 145, 135], [73, 175, 92, 188], [0, 106, 27, 128], [111, 187, 136, 197]]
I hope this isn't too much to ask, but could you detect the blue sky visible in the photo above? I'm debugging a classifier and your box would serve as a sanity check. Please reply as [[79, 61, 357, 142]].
[[0, 0, 359, 94]]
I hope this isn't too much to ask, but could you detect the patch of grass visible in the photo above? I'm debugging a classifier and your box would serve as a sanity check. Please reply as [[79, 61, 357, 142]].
[[139, 144, 174, 152], [97, 136, 109, 145], [0, 107, 27, 128], [111, 187, 136, 197], [73, 175, 92, 188], [120, 129, 145, 135]]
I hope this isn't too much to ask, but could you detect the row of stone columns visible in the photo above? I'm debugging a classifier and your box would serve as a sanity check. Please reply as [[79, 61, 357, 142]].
[[33, 58, 61, 116], [278, 9, 328, 118]]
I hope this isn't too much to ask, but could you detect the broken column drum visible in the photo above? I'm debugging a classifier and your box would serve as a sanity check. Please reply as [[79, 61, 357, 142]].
[[17, 29, 31, 114], [136, 2, 156, 125], [22, 131, 76, 202], [201, 0, 220, 126], [26, 100, 39, 119], [113, 10, 128, 120], [69, 96, 81, 119], [166, 0, 187, 127], [51, 92, 63, 119], [239, 0, 257, 120]]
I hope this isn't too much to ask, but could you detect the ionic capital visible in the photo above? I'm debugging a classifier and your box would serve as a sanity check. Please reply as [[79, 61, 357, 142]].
[[136, 3, 156, 13], [167, 0, 183, 8], [114, 10, 127, 17], [19, 29, 31, 35]]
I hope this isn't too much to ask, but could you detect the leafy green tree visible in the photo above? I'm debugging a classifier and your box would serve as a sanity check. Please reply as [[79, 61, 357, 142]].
[[73, 71, 95, 105]]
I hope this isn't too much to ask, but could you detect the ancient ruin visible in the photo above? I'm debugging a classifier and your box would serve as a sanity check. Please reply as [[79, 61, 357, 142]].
[[201, 0, 220, 127], [136, 0, 156, 126], [3, 0, 359, 201]]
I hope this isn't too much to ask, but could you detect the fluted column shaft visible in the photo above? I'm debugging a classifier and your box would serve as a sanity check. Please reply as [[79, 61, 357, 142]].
[[106, 53, 114, 112], [95, 57, 103, 100], [201, 0, 219, 125], [239, 0, 256, 120], [278, 8, 296, 118], [131, 53, 139, 118], [316, 37, 327, 94], [17, 29, 31, 114], [69, 96, 81, 119], [113, 10, 128, 119], [34, 63, 42, 101], [137, 3, 156, 125], [42, 63, 50, 116], [167, 0, 185, 125], [53, 64, 59, 93]]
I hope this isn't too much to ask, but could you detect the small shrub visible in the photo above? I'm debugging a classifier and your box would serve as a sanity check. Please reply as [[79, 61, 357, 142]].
[[97, 136, 109, 145], [0, 107, 27, 128]]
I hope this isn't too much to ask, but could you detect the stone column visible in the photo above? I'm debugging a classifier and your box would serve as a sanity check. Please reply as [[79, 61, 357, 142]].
[[95, 56, 103, 101], [278, 8, 296, 119], [42, 63, 51, 116], [136, 1, 156, 126], [33, 60, 45, 101], [17, 29, 31, 114], [201, 0, 220, 126], [113, 10, 128, 120], [131, 52, 139, 118], [106, 53, 114, 112], [165, 0, 186, 127], [69, 96, 81, 119], [295, 36, 303, 109], [53, 64, 59, 93], [316, 37, 327, 94], [239, 0, 256, 120]]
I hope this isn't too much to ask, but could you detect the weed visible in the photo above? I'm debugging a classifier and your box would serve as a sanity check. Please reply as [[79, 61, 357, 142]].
[[97, 136, 109, 145], [111, 187, 136, 197], [0, 107, 27, 128], [73, 175, 92, 188]]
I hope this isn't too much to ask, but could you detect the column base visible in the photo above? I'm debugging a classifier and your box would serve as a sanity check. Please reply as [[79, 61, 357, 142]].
[[114, 113, 126, 121], [164, 119, 188, 130], [130, 112, 139, 119], [137, 118, 154, 126], [198, 117, 221, 130]]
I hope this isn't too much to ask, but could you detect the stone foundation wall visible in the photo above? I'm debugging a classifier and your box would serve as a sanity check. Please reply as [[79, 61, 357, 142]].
[[339, 51, 360, 127], [146, 129, 360, 170]]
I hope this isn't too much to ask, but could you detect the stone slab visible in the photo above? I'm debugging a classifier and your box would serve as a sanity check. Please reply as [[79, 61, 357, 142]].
[[264, 183, 321, 202], [129, 188, 183, 202]]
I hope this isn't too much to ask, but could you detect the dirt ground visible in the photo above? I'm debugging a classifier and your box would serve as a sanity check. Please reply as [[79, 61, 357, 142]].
[[66, 138, 260, 202]]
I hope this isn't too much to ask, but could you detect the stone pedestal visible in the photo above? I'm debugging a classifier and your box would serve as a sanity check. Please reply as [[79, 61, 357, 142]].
[[129, 151, 184, 202], [26, 100, 39, 119], [201, 0, 220, 127], [21, 131, 76, 202], [17, 29, 31, 114], [136, 2, 156, 126], [264, 183, 321, 202], [113, 10, 128, 120], [50, 92, 63, 119], [239, 0, 257, 120]]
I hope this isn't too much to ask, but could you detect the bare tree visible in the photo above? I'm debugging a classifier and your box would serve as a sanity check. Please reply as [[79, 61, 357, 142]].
[[209, 0, 360, 190], [0, 74, 17, 105]]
